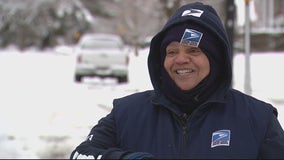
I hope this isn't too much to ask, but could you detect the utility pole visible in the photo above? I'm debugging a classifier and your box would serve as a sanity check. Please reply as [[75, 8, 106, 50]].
[[244, 0, 252, 95], [225, 0, 235, 51], [225, 0, 235, 88]]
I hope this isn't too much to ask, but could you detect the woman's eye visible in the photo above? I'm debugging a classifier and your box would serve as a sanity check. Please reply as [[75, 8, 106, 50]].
[[166, 50, 176, 56], [187, 48, 201, 55]]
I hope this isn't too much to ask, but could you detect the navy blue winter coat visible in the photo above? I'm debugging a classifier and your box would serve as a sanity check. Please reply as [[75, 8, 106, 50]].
[[71, 2, 284, 159]]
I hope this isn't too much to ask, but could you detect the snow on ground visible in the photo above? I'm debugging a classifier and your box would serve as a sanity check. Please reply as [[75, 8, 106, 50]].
[[0, 46, 283, 158], [233, 52, 284, 124]]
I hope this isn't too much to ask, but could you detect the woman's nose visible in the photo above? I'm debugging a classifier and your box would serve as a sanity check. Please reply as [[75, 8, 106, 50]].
[[175, 52, 190, 64]]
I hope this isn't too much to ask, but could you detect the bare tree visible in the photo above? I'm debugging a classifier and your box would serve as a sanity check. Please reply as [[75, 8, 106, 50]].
[[159, 0, 181, 18], [114, 0, 161, 56]]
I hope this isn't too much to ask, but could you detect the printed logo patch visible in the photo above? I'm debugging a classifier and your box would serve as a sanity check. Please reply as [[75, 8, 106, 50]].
[[181, 9, 204, 17], [211, 130, 231, 148], [86, 134, 93, 141], [180, 29, 203, 47]]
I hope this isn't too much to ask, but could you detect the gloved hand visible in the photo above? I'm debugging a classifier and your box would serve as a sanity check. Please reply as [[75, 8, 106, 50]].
[[121, 152, 155, 159]]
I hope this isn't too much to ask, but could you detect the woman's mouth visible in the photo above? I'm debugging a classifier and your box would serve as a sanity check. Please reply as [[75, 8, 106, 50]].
[[176, 69, 194, 75]]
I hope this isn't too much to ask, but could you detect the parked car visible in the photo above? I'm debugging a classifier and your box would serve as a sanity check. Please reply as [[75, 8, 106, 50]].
[[74, 33, 129, 83]]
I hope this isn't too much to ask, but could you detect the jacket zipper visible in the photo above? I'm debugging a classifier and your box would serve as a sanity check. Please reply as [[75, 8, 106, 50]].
[[180, 113, 189, 158], [177, 103, 215, 158]]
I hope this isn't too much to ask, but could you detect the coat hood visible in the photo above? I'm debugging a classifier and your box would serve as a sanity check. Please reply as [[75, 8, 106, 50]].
[[148, 2, 232, 98]]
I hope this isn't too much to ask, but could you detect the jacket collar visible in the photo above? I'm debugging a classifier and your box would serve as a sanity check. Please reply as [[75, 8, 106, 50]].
[[151, 89, 227, 116]]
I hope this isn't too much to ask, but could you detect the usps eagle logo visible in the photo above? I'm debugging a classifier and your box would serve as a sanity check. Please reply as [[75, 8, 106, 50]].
[[181, 9, 204, 17], [180, 29, 203, 47], [211, 130, 231, 148]]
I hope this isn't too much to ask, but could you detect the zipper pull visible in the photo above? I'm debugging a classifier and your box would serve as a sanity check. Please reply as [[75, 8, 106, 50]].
[[180, 113, 189, 125]]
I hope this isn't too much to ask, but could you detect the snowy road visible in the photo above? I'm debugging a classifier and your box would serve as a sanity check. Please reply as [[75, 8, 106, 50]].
[[0, 47, 283, 158]]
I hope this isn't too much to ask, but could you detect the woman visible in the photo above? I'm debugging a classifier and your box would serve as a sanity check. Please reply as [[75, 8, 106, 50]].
[[71, 2, 284, 159]]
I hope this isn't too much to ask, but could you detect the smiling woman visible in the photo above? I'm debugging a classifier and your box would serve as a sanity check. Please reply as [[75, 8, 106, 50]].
[[70, 2, 284, 159]]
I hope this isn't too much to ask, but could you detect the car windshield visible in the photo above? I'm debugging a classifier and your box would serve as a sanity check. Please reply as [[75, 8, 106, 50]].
[[80, 39, 122, 49]]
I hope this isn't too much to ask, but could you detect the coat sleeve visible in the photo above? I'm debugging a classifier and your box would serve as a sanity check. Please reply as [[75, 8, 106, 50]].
[[259, 113, 284, 159], [69, 110, 130, 159]]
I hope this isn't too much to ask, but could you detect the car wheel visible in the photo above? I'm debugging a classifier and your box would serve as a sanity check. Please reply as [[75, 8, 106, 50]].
[[117, 76, 128, 84], [75, 75, 83, 82]]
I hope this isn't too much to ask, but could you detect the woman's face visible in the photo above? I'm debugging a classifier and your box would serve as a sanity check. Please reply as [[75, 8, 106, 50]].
[[164, 42, 210, 90]]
